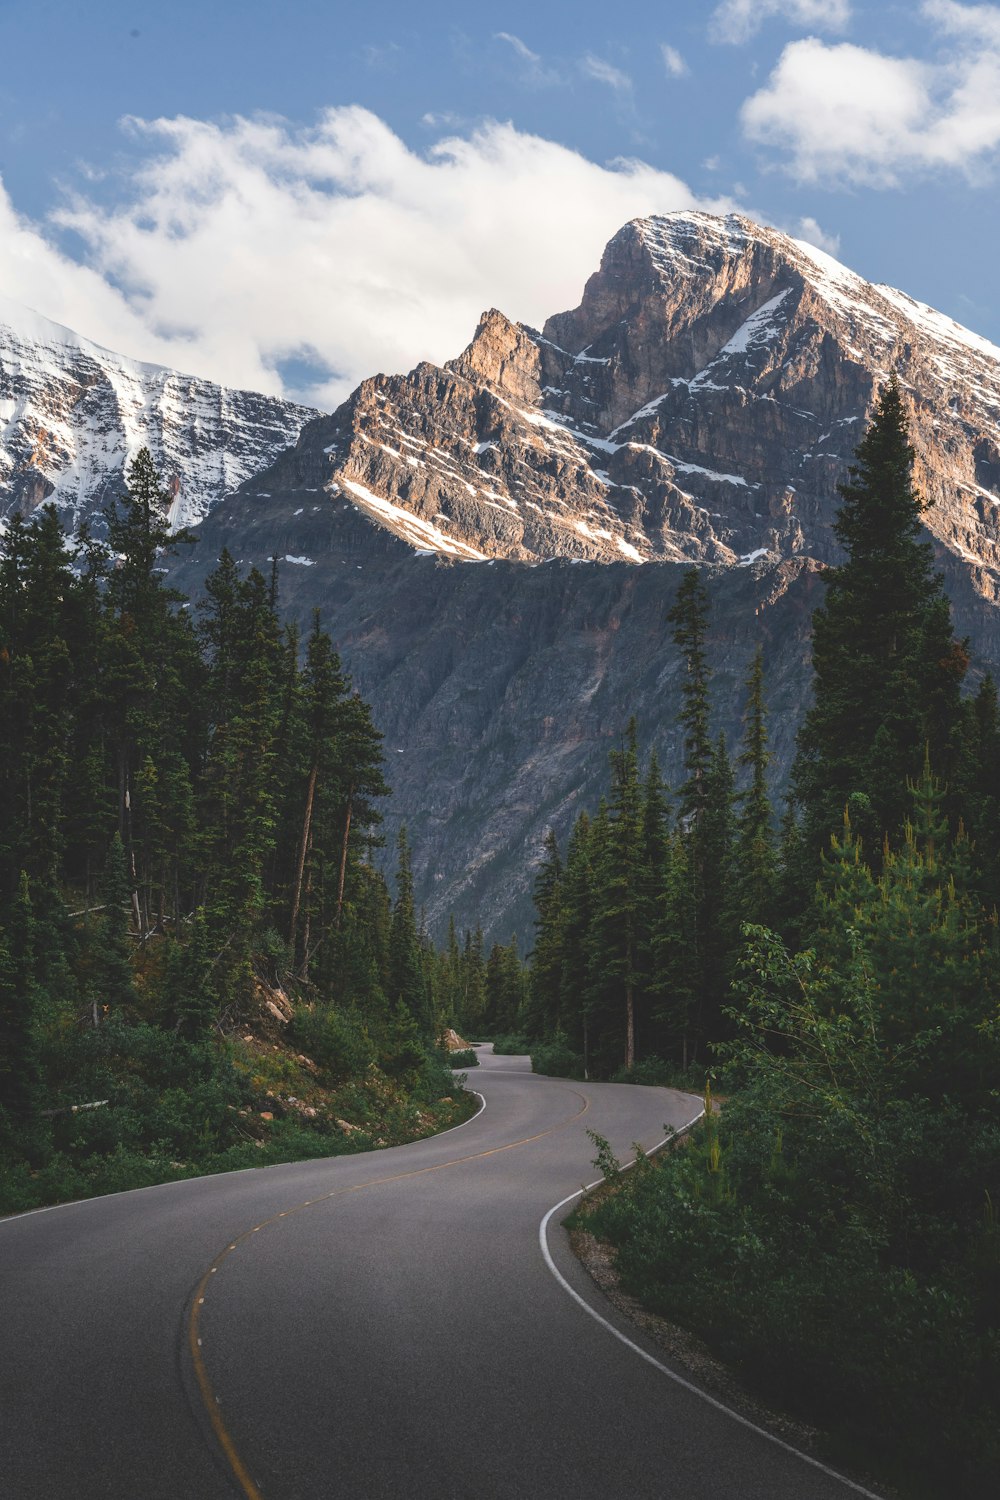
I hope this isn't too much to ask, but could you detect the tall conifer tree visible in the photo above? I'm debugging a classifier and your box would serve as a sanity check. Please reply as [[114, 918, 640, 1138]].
[[735, 647, 777, 927], [792, 377, 966, 858]]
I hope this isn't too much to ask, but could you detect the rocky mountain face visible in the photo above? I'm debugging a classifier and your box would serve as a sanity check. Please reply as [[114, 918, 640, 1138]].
[[166, 212, 1000, 940], [0, 293, 315, 531], [6, 212, 1000, 942], [245, 213, 1000, 602], [171, 499, 824, 945]]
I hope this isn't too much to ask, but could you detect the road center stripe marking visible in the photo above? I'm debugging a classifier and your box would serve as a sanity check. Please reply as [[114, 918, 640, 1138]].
[[188, 1085, 588, 1499]]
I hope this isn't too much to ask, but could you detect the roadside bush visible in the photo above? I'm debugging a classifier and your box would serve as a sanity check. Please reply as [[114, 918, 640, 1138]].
[[581, 927, 1000, 1496], [291, 1004, 375, 1084], [447, 1048, 478, 1068], [489, 1033, 533, 1055], [530, 1034, 584, 1079], [610, 1055, 708, 1091], [412, 1044, 460, 1103]]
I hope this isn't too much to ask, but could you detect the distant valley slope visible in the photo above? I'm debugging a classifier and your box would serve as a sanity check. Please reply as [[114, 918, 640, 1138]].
[[4, 213, 1000, 940]]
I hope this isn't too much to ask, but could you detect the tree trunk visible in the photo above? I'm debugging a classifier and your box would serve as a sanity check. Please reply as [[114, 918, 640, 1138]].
[[300, 849, 314, 982], [289, 762, 318, 960], [625, 981, 635, 1072], [335, 788, 354, 927]]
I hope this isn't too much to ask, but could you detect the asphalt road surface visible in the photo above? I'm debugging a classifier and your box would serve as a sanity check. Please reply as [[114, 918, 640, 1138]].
[[1, 1049, 880, 1499]]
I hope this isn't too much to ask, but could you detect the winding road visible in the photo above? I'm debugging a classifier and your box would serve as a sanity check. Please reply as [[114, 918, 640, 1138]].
[[1, 1049, 879, 1498]]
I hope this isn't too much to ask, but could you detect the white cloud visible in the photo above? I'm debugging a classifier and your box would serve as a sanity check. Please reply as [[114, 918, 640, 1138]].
[[741, 8, 1000, 185], [580, 55, 633, 92], [494, 32, 541, 65], [792, 215, 841, 256], [710, 0, 852, 45], [2, 110, 733, 408], [361, 42, 401, 69], [660, 44, 688, 78], [493, 31, 560, 87], [923, 0, 1000, 44]]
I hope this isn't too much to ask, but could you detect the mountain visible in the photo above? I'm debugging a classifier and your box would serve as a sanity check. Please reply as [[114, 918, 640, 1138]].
[[5, 212, 999, 942], [0, 292, 315, 531], [166, 212, 1000, 941], [219, 212, 1000, 596]]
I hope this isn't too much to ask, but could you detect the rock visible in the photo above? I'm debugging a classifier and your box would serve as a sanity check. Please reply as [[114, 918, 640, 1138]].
[[159, 212, 1000, 939], [0, 293, 314, 531], [440, 1028, 472, 1051], [204, 212, 1000, 590]]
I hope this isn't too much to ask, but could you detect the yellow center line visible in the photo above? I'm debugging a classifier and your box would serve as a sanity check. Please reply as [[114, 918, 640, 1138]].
[[187, 1090, 590, 1499]]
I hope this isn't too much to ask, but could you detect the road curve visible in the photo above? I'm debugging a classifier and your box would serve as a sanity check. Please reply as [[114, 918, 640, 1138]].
[[1, 1050, 876, 1499]]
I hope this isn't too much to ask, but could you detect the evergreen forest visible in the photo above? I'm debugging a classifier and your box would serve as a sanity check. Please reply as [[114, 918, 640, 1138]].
[[0, 451, 478, 1212], [2, 385, 999, 1493], [466, 380, 998, 1496]]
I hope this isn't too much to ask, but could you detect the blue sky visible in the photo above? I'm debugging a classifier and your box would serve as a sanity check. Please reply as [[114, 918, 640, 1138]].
[[1, 0, 998, 406]]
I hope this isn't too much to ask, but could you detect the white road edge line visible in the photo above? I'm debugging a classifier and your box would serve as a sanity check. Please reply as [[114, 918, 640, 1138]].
[[0, 1088, 487, 1228], [538, 1109, 884, 1500]]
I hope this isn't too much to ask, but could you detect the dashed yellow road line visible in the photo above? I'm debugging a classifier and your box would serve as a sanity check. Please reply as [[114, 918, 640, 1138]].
[[187, 1090, 590, 1499]]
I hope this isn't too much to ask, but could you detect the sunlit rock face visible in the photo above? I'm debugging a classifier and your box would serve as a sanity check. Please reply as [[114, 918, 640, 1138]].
[[8, 211, 1000, 941], [166, 213, 1000, 940], [0, 293, 314, 533], [238, 212, 1000, 608]]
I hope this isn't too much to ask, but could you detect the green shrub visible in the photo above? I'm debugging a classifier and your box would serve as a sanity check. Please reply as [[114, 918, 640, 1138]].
[[610, 1055, 708, 1090], [447, 1048, 479, 1068], [290, 1004, 375, 1084], [411, 1045, 460, 1102], [490, 1033, 533, 1055], [530, 1034, 584, 1079], [584, 1098, 1000, 1496]]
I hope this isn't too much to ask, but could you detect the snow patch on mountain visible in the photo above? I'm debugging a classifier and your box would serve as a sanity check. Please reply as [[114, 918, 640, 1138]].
[[0, 293, 315, 531], [342, 479, 487, 560]]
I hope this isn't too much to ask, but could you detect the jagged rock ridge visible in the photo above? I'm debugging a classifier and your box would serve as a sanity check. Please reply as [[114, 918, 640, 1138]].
[[170, 211, 1000, 939], [6, 213, 1000, 942], [250, 212, 999, 614], [0, 293, 316, 531]]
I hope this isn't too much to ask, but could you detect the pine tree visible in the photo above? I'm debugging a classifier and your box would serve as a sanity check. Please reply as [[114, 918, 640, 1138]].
[[0, 875, 43, 1135], [668, 569, 713, 830], [162, 909, 217, 1039], [651, 829, 699, 1067], [387, 828, 430, 1032], [526, 829, 565, 1038], [330, 690, 388, 929], [959, 674, 1000, 913], [458, 927, 487, 1035], [438, 915, 463, 1027], [0, 507, 80, 900], [698, 734, 737, 1043], [734, 647, 777, 927], [811, 758, 999, 1108], [198, 565, 281, 1005], [92, 833, 137, 1019], [288, 613, 348, 967], [559, 812, 595, 1073], [792, 377, 967, 860], [637, 752, 671, 1048], [588, 720, 645, 1070], [484, 938, 526, 1035]]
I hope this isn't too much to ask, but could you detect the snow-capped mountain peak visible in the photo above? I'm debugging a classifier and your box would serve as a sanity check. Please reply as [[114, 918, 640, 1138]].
[[0, 293, 316, 532]]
